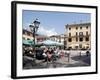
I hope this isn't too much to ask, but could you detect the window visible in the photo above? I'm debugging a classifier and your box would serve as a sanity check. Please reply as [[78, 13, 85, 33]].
[[23, 30, 25, 34], [76, 32, 78, 36], [85, 37, 89, 41], [24, 32, 27, 35], [75, 46, 78, 49], [68, 38, 72, 42], [79, 44, 82, 48], [27, 32, 30, 36], [79, 37, 83, 42], [76, 27, 78, 30], [80, 27, 82, 29], [86, 26, 88, 29], [27, 38, 30, 40], [86, 31, 88, 35], [79, 32, 83, 36], [23, 37, 25, 40], [30, 33, 33, 37], [76, 37, 78, 42], [64, 41, 66, 45], [69, 33, 71, 37], [59, 39, 61, 43], [69, 27, 71, 30]]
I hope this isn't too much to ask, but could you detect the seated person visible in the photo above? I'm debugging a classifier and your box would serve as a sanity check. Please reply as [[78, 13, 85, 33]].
[[35, 49, 47, 60]]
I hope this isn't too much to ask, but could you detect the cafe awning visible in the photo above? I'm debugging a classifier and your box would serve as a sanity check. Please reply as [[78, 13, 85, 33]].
[[23, 39, 42, 46], [23, 40, 31, 45]]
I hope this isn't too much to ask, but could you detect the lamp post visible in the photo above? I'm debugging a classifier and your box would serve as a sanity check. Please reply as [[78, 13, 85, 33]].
[[29, 19, 40, 54]]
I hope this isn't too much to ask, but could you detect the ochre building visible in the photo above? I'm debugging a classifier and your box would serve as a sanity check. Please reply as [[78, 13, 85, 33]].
[[65, 23, 91, 50]]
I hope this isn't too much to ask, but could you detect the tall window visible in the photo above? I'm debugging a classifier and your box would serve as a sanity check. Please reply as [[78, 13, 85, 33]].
[[76, 37, 78, 42], [69, 27, 71, 30], [86, 26, 88, 29], [86, 31, 88, 35], [68, 38, 72, 42], [80, 27, 82, 29], [85, 37, 89, 41], [79, 37, 83, 42], [23, 30, 25, 34], [27, 32, 30, 36], [76, 32, 78, 36], [69, 33, 71, 37], [76, 27, 78, 30], [79, 32, 83, 36], [23, 31, 27, 35], [30, 33, 33, 37], [59, 36, 61, 43], [79, 44, 82, 48]]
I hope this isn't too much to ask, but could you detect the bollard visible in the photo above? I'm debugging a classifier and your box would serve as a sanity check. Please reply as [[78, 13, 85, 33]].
[[79, 52, 81, 57], [67, 53, 70, 62]]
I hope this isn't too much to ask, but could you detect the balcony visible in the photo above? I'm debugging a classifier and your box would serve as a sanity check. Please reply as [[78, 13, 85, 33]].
[[68, 34, 90, 38]]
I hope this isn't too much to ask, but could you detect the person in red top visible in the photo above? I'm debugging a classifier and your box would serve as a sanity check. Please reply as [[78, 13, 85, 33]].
[[47, 48, 54, 62]]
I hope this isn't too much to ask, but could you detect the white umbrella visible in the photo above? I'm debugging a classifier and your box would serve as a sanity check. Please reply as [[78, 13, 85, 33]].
[[55, 42, 64, 46], [38, 40, 63, 46], [43, 40, 56, 45]]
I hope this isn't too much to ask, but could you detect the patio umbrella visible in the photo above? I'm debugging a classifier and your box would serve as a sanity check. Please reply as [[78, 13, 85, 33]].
[[28, 40, 43, 46], [43, 40, 56, 45], [23, 39, 35, 45], [38, 40, 63, 46], [55, 42, 64, 46]]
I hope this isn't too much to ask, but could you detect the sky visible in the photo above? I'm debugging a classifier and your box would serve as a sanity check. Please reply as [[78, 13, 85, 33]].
[[22, 10, 90, 36]]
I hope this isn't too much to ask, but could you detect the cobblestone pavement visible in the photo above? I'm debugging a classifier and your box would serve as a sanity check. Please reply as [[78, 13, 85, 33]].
[[23, 50, 91, 69]]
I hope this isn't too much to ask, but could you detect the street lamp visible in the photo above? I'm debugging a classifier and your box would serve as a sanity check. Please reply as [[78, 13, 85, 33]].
[[29, 19, 40, 53]]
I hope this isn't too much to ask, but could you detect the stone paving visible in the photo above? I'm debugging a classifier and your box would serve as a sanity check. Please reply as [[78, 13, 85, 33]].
[[23, 50, 91, 69]]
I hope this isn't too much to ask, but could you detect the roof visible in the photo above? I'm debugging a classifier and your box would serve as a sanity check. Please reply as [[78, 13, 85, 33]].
[[65, 23, 91, 28]]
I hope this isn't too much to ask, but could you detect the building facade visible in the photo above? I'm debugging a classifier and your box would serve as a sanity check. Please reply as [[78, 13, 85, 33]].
[[23, 29, 33, 41], [65, 23, 91, 50], [23, 29, 48, 43], [49, 34, 65, 44]]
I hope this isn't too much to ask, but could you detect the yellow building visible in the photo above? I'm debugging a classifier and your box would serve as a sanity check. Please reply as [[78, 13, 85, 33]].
[[65, 23, 91, 50]]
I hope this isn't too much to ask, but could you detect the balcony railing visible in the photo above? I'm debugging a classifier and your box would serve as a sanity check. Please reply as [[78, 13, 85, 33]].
[[68, 34, 90, 38]]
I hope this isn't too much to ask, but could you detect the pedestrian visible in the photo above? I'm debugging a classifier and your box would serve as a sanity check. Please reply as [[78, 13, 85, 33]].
[[86, 48, 90, 56], [42, 48, 48, 62], [47, 49, 52, 62]]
